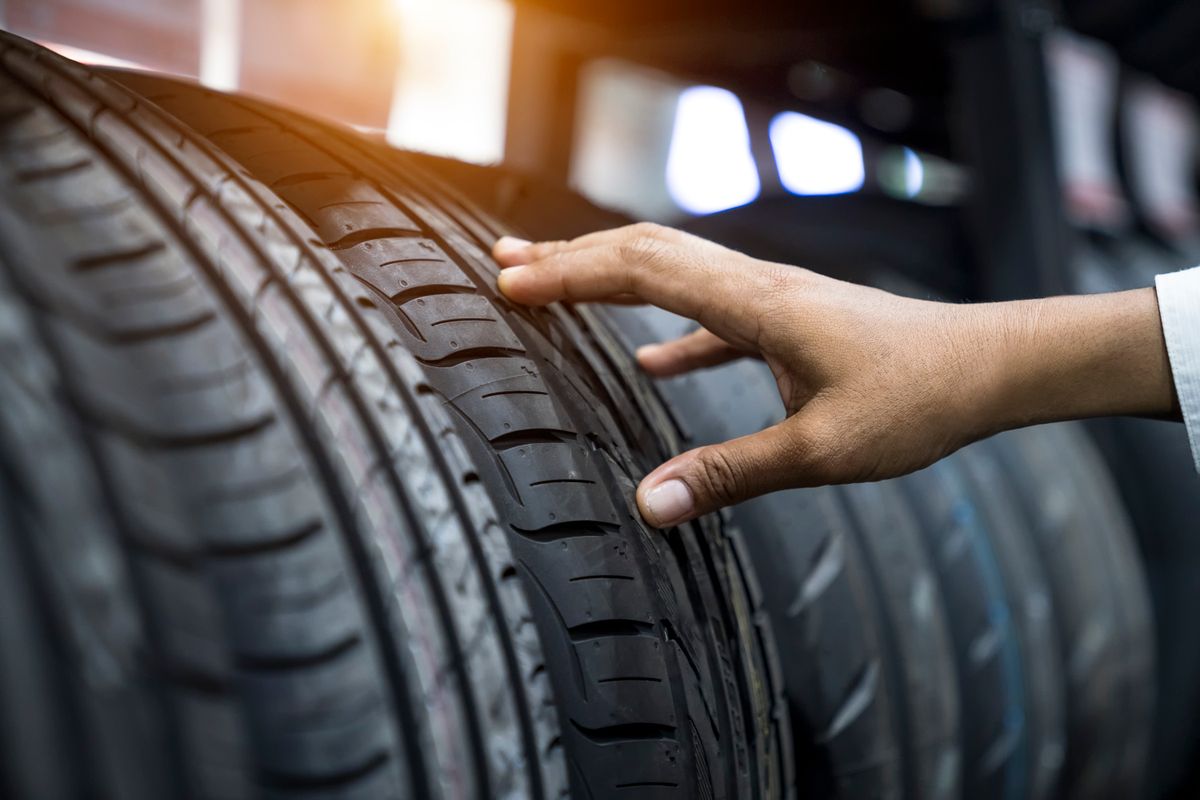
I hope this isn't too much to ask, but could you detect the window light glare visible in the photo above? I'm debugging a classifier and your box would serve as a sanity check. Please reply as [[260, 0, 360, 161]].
[[770, 111, 865, 195], [904, 147, 925, 198], [666, 86, 761, 215]]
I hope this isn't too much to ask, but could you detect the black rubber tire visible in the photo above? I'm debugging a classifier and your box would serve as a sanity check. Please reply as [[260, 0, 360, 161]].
[[0, 32, 590, 800], [1088, 416, 1196, 798], [601, 304, 960, 800], [900, 448, 1066, 800], [949, 445, 1067, 800], [0, 228, 179, 800], [988, 424, 1154, 800], [105, 69, 793, 800]]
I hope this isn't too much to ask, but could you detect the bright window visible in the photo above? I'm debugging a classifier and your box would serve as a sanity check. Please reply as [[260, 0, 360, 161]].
[[666, 86, 761, 215], [770, 111, 865, 195], [387, 0, 513, 164]]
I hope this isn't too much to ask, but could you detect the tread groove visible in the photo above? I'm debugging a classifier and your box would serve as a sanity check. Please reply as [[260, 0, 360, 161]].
[[237, 633, 362, 672], [270, 171, 344, 189], [417, 347, 526, 369], [72, 240, 166, 271], [389, 283, 474, 306], [110, 309, 216, 344], [568, 619, 655, 642], [489, 429, 576, 449], [570, 721, 677, 745], [261, 751, 390, 791], [207, 519, 324, 559], [327, 227, 423, 251], [16, 157, 90, 182]]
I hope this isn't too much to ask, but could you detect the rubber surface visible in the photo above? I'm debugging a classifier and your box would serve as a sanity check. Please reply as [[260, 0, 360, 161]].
[[0, 33, 564, 800], [0, 193, 177, 800], [948, 445, 1065, 800], [897, 455, 1046, 800], [990, 424, 1154, 800], [107, 68, 793, 800]]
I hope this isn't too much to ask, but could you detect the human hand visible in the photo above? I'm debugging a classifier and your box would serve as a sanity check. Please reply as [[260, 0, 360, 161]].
[[493, 224, 1174, 528]]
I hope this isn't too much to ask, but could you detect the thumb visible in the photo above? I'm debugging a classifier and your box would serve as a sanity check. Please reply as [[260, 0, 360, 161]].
[[635, 421, 803, 528]]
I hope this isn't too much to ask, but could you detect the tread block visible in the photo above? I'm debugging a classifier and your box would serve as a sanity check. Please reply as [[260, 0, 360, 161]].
[[398, 293, 524, 361], [138, 92, 272, 139], [230, 136, 354, 186], [520, 535, 655, 630], [444, 378, 573, 444], [338, 236, 475, 299], [564, 737, 683, 795], [274, 175, 419, 243], [573, 638, 676, 729], [138, 557, 232, 679], [499, 442, 621, 528]]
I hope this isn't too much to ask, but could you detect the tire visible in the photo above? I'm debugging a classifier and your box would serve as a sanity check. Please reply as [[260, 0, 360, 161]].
[[900, 448, 1065, 800], [0, 229, 177, 800], [0, 33, 564, 799], [105, 69, 793, 800], [948, 445, 1067, 800], [988, 424, 1154, 800], [831, 479, 960, 800], [601, 304, 959, 800]]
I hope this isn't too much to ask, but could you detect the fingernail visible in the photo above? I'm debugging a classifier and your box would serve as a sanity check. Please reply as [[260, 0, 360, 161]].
[[635, 344, 660, 361], [643, 479, 694, 527], [495, 236, 531, 257], [497, 265, 527, 297]]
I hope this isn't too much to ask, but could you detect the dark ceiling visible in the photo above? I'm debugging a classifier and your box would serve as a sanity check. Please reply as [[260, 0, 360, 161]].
[[515, 0, 1200, 155]]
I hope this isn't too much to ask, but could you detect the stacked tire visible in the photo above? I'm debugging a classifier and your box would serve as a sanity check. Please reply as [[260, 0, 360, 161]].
[[0, 34, 789, 800]]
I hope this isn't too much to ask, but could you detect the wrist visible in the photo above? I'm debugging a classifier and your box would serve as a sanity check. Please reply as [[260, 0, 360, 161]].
[[968, 289, 1176, 434]]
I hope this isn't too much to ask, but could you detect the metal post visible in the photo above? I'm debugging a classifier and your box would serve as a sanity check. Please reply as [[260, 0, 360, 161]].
[[943, 0, 1071, 300], [200, 0, 241, 91], [505, 4, 584, 180]]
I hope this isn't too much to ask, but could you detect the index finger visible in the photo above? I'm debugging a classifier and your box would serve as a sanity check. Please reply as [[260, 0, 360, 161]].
[[498, 237, 781, 351], [492, 223, 677, 267]]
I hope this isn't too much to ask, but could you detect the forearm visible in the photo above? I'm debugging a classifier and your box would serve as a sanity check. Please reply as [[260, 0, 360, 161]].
[[967, 288, 1178, 434]]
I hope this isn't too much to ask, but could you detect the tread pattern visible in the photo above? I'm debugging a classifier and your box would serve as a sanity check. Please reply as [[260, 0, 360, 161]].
[[832, 479, 960, 800], [0, 236, 175, 800], [1, 33, 564, 800], [988, 424, 1154, 800], [107, 69, 791, 800], [953, 444, 1066, 800], [900, 455, 1037, 800]]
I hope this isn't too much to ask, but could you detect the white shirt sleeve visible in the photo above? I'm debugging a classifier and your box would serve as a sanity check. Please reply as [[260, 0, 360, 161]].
[[1155, 265, 1200, 472]]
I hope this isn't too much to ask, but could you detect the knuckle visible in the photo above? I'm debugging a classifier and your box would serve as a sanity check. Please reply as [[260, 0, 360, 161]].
[[695, 447, 748, 508], [630, 221, 665, 239], [530, 240, 568, 260], [617, 235, 665, 269]]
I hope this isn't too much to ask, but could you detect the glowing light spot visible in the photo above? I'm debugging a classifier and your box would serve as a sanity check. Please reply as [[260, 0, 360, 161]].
[[387, 0, 512, 164], [904, 148, 925, 198], [666, 86, 761, 215], [770, 112, 865, 195]]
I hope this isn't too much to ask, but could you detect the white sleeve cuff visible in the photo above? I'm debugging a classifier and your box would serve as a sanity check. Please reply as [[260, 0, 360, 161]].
[[1155, 265, 1200, 473]]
